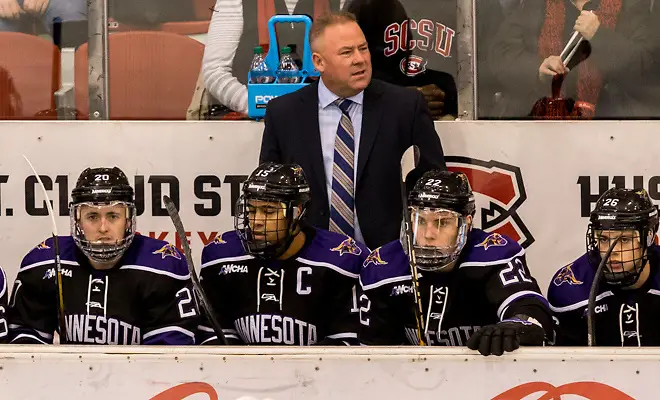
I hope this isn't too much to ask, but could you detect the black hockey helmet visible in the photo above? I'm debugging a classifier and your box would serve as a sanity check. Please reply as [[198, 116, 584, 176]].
[[70, 167, 137, 263], [405, 170, 475, 271], [235, 163, 311, 258], [587, 188, 659, 286]]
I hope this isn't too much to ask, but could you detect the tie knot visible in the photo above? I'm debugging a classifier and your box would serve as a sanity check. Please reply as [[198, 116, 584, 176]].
[[334, 98, 353, 115]]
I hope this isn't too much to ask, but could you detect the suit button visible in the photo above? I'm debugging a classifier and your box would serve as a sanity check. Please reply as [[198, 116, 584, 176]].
[[320, 210, 326, 216]]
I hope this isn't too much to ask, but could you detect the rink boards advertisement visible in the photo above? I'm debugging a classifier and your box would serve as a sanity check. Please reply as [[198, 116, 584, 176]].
[[0, 345, 651, 399], [0, 120, 654, 294]]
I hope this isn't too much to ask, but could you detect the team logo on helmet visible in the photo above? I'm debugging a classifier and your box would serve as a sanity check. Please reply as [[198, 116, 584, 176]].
[[447, 157, 534, 248], [553, 264, 583, 286], [152, 243, 182, 260], [212, 234, 227, 245], [331, 238, 362, 256], [400, 55, 427, 77], [364, 248, 388, 267], [475, 233, 508, 250], [35, 240, 50, 250]]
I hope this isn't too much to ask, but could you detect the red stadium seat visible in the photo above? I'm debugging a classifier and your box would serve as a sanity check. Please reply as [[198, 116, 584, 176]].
[[0, 32, 59, 119], [74, 31, 204, 120]]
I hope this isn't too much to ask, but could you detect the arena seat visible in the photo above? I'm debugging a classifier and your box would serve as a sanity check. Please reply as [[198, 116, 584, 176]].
[[74, 31, 204, 120], [0, 32, 59, 119]]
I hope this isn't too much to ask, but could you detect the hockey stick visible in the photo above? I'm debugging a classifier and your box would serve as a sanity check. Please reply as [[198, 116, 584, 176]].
[[163, 195, 227, 345], [587, 234, 621, 347], [400, 145, 426, 346], [22, 155, 67, 344]]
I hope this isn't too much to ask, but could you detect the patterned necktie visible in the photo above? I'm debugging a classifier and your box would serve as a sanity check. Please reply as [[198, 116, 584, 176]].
[[329, 98, 355, 238]]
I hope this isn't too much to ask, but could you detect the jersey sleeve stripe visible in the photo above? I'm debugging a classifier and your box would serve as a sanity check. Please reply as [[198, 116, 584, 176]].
[[197, 325, 215, 333], [296, 257, 359, 278], [143, 326, 195, 340], [326, 332, 358, 339], [496, 290, 549, 320], [459, 248, 526, 268], [360, 274, 412, 291], [10, 333, 48, 344], [9, 324, 53, 340], [0, 267, 6, 299], [119, 265, 190, 280], [19, 259, 80, 273], [201, 255, 255, 269], [200, 336, 218, 344], [549, 291, 614, 313]]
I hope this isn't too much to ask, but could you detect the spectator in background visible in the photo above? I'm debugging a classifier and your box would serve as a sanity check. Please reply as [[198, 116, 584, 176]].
[[259, 12, 445, 250], [0, 0, 85, 33], [488, 0, 658, 119], [344, 0, 457, 119], [202, 0, 342, 115]]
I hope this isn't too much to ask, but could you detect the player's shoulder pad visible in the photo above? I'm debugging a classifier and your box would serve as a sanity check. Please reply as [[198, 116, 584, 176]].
[[547, 252, 594, 313], [120, 234, 190, 280], [458, 229, 525, 269], [19, 236, 78, 274], [359, 239, 412, 291], [297, 229, 369, 279], [200, 230, 252, 270]]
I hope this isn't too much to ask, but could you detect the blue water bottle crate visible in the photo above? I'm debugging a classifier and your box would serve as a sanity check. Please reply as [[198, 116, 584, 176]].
[[247, 14, 320, 120]]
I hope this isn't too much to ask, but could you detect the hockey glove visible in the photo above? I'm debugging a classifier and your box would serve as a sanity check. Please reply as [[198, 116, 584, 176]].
[[467, 315, 545, 356]]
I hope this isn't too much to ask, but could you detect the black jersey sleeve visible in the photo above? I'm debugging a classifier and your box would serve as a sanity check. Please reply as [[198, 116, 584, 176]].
[[358, 244, 415, 345], [466, 250, 554, 341], [7, 241, 59, 344], [196, 244, 245, 345], [0, 266, 9, 343]]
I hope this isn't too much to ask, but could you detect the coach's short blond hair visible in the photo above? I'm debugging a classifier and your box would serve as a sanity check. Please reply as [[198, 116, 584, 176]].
[[310, 11, 358, 51]]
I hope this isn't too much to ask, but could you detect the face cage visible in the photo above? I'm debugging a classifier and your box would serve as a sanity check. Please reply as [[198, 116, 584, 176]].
[[586, 224, 649, 287], [234, 195, 303, 259], [70, 201, 137, 264], [406, 207, 469, 272]]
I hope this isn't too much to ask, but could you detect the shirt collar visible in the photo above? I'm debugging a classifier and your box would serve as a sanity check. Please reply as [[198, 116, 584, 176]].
[[318, 78, 364, 109]]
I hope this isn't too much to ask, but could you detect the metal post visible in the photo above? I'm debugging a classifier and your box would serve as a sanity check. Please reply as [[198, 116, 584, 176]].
[[456, 0, 477, 120], [87, 0, 109, 120]]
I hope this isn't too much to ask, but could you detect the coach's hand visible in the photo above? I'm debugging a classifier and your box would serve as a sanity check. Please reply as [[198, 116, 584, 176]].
[[467, 316, 545, 356]]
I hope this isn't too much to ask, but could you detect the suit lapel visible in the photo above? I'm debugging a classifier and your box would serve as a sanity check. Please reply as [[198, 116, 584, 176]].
[[298, 82, 328, 206], [356, 81, 383, 186]]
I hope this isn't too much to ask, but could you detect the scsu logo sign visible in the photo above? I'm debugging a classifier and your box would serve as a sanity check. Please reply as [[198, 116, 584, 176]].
[[447, 156, 534, 248], [254, 95, 279, 108]]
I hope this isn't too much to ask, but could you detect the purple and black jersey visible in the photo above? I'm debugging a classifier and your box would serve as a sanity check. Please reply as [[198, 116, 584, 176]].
[[549, 246, 660, 346], [8, 235, 199, 345], [0, 266, 7, 343], [360, 228, 552, 346], [198, 225, 368, 346]]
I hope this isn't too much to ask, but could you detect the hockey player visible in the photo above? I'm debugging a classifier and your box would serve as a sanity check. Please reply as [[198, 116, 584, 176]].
[[8, 167, 199, 345], [548, 188, 660, 346], [198, 163, 368, 345], [359, 170, 553, 355]]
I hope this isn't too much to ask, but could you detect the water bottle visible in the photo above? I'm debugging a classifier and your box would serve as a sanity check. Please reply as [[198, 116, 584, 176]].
[[277, 46, 301, 84], [249, 46, 274, 84]]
